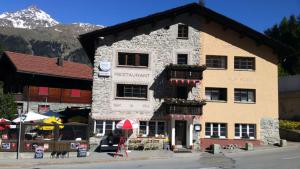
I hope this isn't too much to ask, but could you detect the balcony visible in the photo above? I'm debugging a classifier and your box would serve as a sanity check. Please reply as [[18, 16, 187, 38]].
[[165, 64, 206, 85], [163, 98, 206, 116]]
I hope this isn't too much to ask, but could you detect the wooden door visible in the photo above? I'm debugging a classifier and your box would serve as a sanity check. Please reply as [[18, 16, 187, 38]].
[[175, 120, 187, 146]]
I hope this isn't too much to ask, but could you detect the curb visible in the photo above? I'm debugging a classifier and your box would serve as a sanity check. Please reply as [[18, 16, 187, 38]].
[[224, 145, 300, 157], [0, 155, 171, 168]]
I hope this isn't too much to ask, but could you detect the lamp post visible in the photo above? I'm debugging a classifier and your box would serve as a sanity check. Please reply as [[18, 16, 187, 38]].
[[16, 107, 23, 160]]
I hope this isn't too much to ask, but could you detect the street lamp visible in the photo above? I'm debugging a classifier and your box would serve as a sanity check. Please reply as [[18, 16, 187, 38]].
[[16, 107, 24, 160]]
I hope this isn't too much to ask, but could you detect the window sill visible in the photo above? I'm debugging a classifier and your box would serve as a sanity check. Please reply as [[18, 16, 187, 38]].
[[234, 101, 256, 104], [206, 100, 227, 103], [204, 136, 227, 139], [115, 97, 148, 101], [234, 137, 256, 140], [234, 69, 255, 72], [117, 65, 149, 69], [177, 37, 189, 40], [206, 67, 227, 70]]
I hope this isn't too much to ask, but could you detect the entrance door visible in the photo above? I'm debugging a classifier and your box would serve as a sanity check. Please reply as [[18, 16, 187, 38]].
[[175, 120, 187, 146]]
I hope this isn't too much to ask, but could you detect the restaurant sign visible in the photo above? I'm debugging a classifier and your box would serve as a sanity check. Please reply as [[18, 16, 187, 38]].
[[98, 61, 111, 77]]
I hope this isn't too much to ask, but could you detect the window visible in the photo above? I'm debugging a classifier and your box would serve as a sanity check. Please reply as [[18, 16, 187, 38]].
[[95, 120, 104, 134], [139, 121, 147, 135], [95, 120, 119, 136], [205, 123, 227, 138], [205, 88, 227, 101], [157, 122, 165, 135], [177, 54, 188, 65], [206, 55, 227, 69], [234, 89, 255, 103], [105, 121, 113, 135], [139, 121, 166, 137], [235, 124, 256, 139], [178, 24, 188, 38], [148, 121, 156, 136], [70, 89, 81, 97], [234, 57, 255, 70], [38, 87, 49, 96], [116, 84, 147, 99], [118, 52, 149, 67]]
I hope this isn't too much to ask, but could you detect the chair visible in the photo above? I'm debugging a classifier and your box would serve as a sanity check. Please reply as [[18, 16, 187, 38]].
[[143, 139, 153, 151], [152, 139, 161, 150]]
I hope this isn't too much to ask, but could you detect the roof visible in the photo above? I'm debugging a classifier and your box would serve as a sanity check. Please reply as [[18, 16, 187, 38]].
[[79, 3, 291, 64], [279, 74, 300, 92], [3, 51, 93, 81]]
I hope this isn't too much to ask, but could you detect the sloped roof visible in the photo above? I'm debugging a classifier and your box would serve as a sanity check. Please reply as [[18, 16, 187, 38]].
[[3, 51, 93, 81], [79, 3, 291, 64]]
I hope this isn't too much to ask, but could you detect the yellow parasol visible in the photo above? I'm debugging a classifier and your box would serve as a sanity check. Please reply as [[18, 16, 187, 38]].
[[37, 116, 64, 130]]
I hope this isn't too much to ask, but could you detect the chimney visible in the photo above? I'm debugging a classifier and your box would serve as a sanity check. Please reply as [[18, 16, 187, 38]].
[[57, 57, 64, 66]]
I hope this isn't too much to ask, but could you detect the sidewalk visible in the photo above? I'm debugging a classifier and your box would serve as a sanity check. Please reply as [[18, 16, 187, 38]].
[[222, 141, 300, 157], [0, 150, 200, 168]]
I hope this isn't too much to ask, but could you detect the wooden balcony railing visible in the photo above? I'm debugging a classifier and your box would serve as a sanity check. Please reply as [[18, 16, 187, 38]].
[[165, 64, 206, 80], [163, 98, 206, 115]]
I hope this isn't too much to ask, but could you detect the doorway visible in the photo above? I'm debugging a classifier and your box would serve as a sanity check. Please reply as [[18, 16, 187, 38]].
[[175, 120, 187, 146]]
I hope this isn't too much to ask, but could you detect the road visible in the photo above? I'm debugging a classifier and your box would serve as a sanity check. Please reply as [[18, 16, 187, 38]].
[[4, 146, 300, 169], [228, 147, 300, 169]]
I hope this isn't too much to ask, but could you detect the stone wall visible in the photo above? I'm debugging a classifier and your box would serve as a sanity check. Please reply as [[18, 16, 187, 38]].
[[260, 118, 280, 144], [92, 13, 202, 120]]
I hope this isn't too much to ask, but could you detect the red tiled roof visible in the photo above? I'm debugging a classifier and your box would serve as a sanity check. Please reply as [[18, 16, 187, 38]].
[[4, 51, 93, 81]]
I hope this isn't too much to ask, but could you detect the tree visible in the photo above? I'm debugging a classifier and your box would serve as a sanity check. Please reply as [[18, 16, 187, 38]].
[[0, 93, 17, 120], [265, 15, 300, 75]]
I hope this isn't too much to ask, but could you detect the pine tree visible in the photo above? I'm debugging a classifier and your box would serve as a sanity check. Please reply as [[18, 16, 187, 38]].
[[265, 15, 300, 75]]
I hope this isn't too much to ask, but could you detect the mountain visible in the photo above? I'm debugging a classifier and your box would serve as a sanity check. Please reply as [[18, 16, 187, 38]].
[[0, 6, 104, 65], [0, 5, 59, 29]]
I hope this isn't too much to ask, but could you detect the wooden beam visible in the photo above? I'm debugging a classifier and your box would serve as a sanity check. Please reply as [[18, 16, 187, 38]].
[[222, 25, 228, 31], [151, 22, 156, 28], [255, 41, 262, 47], [204, 17, 211, 24], [239, 33, 245, 39]]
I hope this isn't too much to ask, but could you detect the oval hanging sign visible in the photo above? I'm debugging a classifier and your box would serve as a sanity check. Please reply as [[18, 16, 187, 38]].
[[98, 61, 111, 77]]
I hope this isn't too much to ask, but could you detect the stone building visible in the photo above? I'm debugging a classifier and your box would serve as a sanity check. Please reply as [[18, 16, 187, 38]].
[[80, 3, 287, 150]]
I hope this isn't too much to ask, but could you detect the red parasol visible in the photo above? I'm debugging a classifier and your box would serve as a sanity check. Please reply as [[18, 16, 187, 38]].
[[0, 118, 10, 131]]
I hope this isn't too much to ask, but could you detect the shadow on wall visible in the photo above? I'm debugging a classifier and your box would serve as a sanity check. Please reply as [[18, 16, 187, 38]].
[[200, 19, 277, 64]]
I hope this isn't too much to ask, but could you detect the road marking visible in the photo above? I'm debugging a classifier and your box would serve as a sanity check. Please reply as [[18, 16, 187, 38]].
[[282, 155, 300, 160]]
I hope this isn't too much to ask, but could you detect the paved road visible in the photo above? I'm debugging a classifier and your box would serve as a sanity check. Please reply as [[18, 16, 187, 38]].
[[228, 147, 300, 169], [3, 146, 300, 169]]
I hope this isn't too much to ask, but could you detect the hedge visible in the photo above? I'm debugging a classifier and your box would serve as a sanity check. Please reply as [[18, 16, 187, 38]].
[[279, 120, 300, 130]]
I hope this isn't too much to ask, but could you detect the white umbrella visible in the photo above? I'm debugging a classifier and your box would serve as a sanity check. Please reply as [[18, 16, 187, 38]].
[[115, 119, 139, 154], [13, 111, 49, 123], [116, 119, 139, 130]]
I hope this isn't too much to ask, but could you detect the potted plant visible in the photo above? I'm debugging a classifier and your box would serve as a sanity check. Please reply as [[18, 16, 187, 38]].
[[211, 132, 219, 138]]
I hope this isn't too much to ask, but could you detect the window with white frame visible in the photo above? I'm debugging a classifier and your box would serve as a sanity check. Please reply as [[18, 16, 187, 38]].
[[139, 121, 166, 137], [235, 124, 256, 139], [95, 120, 120, 136], [139, 121, 147, 135], [234, 89, 256, 103], [205, 123, 227, 138]]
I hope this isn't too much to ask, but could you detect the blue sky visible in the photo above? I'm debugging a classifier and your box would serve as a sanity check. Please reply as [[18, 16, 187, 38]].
[[0, 0, 299, 32]]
